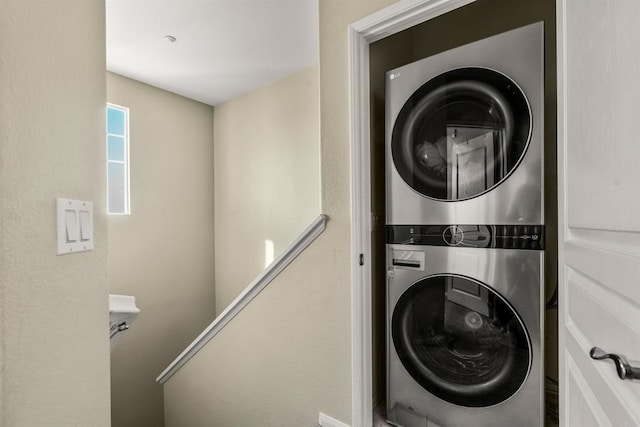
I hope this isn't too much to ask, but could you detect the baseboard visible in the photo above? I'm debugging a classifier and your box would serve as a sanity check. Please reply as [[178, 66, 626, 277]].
[[318, 412, 350, 427]]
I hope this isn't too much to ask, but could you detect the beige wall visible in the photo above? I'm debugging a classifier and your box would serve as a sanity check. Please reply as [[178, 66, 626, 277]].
[[0, 1, 110, 426], [213, 65, 320, 313], [107, 73, 216, 427], [164, 1, 396, 426]]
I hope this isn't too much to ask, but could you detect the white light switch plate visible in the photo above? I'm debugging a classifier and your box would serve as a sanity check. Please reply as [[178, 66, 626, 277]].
[[56, 198, 94, 255]]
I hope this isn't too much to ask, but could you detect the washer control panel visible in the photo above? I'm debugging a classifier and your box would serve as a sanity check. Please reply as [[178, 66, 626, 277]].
[[386, 224, 544, 250]]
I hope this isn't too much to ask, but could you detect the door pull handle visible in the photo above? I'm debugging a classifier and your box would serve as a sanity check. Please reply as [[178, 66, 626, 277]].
[[589, 347, 640, 381]]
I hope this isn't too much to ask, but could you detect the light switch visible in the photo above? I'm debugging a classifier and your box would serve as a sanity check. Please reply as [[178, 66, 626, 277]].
[[79, 210, 92, 241], [65, 210, 79, 242], [57, 198, 94, 255]]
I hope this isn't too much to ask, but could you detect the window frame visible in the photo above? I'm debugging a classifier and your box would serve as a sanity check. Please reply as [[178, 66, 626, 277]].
[[106, 103, 131, 215]]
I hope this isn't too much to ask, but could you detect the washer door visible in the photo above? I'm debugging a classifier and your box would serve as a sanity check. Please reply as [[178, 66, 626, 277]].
[[391, 275, 531, 407], [391, 68, 531, 201]]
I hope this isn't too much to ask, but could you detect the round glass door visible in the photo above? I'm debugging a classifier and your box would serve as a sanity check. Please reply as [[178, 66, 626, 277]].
[[391, 275, 531, 407], [391, 68, 531, 201]]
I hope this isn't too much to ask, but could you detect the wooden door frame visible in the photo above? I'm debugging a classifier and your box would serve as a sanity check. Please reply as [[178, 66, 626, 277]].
[[348, 1, 476, 425]]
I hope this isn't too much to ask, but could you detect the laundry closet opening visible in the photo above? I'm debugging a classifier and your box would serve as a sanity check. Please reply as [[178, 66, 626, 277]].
[[368, 0, 557, 425]]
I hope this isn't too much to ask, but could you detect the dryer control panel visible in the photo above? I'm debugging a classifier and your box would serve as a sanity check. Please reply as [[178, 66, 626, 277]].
[[386, 224, 544, 250]]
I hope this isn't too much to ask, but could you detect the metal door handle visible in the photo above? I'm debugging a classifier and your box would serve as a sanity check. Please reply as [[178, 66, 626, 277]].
[[589, 347, 640, 381]]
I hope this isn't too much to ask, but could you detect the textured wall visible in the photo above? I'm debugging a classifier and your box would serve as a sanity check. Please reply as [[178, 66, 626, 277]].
[[213, 65, 320, 314], [0, 1, 110, 425], [163, 1, 396, 426], [107, 73, 216, 427]]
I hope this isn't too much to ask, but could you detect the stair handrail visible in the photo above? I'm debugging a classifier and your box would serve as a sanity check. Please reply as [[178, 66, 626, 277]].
[[156, 214, 328, 384]]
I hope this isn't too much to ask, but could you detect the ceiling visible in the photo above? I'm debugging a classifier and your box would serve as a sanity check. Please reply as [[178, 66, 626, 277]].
[[106, 0, 319, 106]]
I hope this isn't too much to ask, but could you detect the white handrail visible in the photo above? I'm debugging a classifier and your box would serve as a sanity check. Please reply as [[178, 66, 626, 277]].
[[156, 214, 328, 384]]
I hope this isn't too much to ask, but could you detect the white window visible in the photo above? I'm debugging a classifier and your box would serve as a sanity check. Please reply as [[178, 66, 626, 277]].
[[106, 104, 130, 214]]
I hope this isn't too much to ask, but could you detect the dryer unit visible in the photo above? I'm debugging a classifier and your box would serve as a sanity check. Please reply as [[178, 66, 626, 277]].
[[386, 22, 543, 225], [386, 225, 544, 427]]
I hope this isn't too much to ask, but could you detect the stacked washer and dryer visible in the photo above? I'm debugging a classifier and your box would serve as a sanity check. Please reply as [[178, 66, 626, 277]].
[[385, 23, 545, 427]]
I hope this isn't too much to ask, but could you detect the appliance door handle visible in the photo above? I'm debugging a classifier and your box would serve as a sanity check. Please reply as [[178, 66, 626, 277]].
[[392, 259, 421, 268], [589, 347, 640, 381]]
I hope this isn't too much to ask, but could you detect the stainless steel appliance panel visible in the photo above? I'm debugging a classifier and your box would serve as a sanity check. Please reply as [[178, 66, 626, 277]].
[[387, 245, 543, 427], [385, 22, 543, 225]]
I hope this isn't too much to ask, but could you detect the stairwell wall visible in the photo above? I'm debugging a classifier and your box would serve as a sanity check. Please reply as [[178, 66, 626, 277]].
[[0, 1, 110, 425], [107, 72, 216, 427], [213, 65, 320, 315], [163, 1, 396, 426]]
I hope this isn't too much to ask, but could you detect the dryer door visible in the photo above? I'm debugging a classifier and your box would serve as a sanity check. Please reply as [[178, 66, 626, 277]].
[[391, 68, 531, 201], [391, 274, 531, 407]]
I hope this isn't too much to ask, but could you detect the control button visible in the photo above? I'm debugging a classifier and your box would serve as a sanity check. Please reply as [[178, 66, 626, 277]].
[[442, 226, 464, 246]]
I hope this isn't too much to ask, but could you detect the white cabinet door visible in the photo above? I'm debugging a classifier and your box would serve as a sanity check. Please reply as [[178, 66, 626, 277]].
[[558, 1, 640, 425]]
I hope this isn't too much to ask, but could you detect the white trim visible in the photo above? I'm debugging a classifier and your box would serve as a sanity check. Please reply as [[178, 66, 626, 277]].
[[348, 20, 373, 427], [106, 102, 131, 215], [556, 0, 568, 425], [156, 214, 328, 384], [352, 0, 475, 43], [318, 412, 351, 427], [348, 1, 476, 426]]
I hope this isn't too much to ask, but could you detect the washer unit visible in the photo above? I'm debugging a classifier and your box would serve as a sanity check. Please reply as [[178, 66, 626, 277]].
[[386, 225, 544, 427], [386, 22, 543, 225]]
